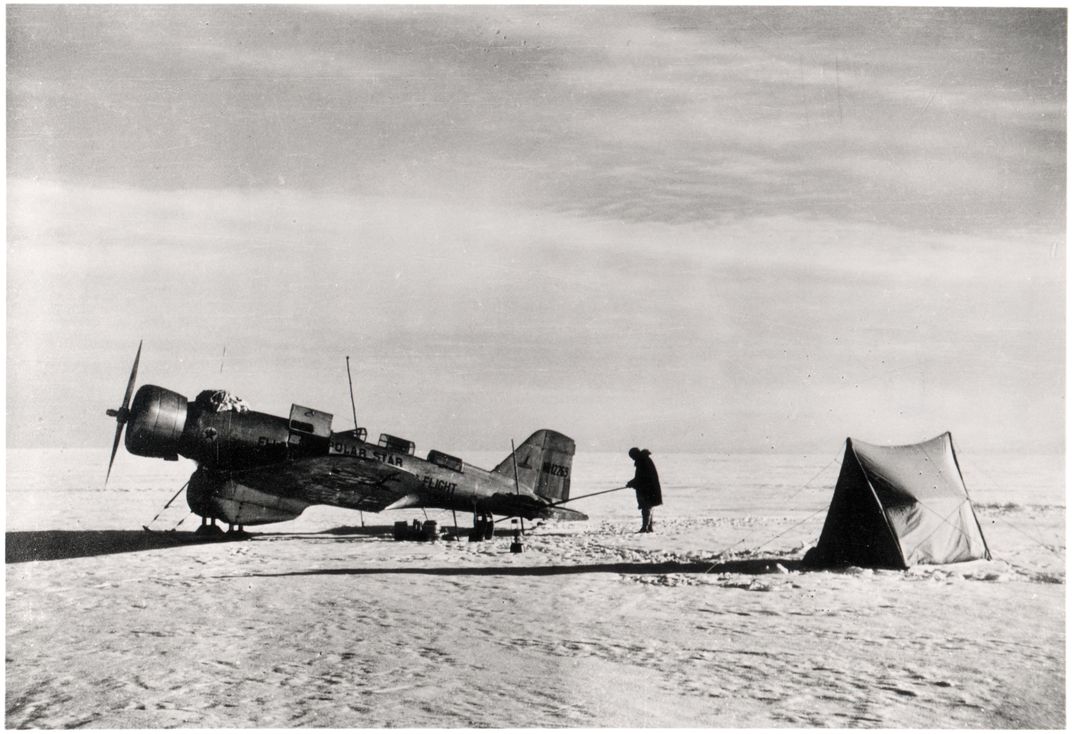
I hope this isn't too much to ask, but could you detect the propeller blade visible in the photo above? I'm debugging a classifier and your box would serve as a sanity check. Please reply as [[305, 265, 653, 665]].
[[105, 340, 143, 488], [106, 423, 123, 486], [122, 340, 142, 412]]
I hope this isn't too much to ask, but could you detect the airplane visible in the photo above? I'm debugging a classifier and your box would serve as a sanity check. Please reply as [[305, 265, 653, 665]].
[[105, 342, 587, 539]]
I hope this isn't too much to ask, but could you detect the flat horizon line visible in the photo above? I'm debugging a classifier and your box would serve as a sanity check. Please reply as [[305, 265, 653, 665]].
[[6, 445, 1066, 457]]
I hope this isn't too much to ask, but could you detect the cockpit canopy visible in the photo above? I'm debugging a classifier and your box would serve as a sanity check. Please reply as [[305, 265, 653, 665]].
[[378, 433, 415, 455], [427, 450, 464, 473]]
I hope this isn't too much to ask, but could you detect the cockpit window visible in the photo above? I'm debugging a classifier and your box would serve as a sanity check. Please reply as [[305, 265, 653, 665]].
[[378, 433, 415, 455], [428, 450, 464, 473]]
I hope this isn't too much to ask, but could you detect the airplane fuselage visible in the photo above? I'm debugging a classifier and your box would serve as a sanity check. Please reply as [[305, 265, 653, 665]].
[[124, 384, 576, 526]]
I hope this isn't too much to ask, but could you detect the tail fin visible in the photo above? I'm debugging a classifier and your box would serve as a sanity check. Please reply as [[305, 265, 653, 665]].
[[493, 429, 575, 503]]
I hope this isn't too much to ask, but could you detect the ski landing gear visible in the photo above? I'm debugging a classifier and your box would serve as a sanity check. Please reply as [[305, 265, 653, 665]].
[[466, 513, 525, 552], [195, 515, 223, 537], [194, 516, 248, 539], [468, 513, 495, 542]]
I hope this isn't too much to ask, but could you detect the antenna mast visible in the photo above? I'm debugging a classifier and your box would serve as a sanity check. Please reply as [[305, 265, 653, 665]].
[[345, 356, 359, 437], [510, 439, 525, 552], [346, 355, 365, 528]]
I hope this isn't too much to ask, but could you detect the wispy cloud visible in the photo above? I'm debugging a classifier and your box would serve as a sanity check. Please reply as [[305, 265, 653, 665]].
[[9, 6, 1065, 232], [9, 177, 1063, 451], [6, 6, 1065, 452]]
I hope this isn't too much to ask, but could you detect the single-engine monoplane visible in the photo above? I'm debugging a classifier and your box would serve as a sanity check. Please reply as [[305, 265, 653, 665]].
[[105, 343, 587, 537]]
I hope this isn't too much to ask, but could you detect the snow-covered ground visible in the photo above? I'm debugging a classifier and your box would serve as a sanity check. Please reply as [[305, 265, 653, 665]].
[[6, 448, 1065, 727]]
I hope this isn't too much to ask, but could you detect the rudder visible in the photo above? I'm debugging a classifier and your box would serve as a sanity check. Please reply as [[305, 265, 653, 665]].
[[493, 429, 575, 502]]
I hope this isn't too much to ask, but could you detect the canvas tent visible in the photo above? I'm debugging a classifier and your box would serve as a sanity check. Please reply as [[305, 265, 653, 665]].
[[805, 433, 991, 569]]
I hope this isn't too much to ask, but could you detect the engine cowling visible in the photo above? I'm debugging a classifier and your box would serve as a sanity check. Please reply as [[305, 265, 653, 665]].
[[125, 385, 189, 460]]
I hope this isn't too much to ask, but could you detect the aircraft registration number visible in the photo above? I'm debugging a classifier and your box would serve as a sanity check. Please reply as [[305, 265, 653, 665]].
[[542, 461, 570, 478]]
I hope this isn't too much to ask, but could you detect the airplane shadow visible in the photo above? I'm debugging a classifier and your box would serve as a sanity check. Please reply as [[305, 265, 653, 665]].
[[4, 525, 512, 563], [5, 530, 248, 563], [6, 530, 805, 578], [239, 557, 804, 579]]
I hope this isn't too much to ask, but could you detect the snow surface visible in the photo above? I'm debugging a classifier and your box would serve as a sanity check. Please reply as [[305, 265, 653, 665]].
[[5, 449, 1065, 727]]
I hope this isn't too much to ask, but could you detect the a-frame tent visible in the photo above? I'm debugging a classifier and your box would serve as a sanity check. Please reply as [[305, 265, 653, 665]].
[[805, 432, 991, 569]]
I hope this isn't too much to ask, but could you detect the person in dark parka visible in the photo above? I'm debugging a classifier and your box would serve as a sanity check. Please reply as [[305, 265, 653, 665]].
[[626, 447, 662, 533]]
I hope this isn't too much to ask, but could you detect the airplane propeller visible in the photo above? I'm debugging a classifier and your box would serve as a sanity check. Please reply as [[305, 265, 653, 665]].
[[105, 340, 142, 486]]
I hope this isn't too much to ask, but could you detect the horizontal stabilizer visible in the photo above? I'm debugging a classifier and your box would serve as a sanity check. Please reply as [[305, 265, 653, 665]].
[[539, 506, 588, 522], [485, 492, 589, 522]]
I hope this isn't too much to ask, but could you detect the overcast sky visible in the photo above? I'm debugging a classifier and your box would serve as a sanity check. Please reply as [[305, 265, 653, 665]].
[[7, 6, 1066, 456]]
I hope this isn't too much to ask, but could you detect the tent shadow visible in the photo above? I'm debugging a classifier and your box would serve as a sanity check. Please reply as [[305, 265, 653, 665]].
[[6, 530, 246, 563], [238, 557, 804, 579]]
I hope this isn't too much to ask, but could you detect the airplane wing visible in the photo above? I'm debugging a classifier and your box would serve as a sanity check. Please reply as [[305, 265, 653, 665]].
[[226, 454, 412, 513]]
